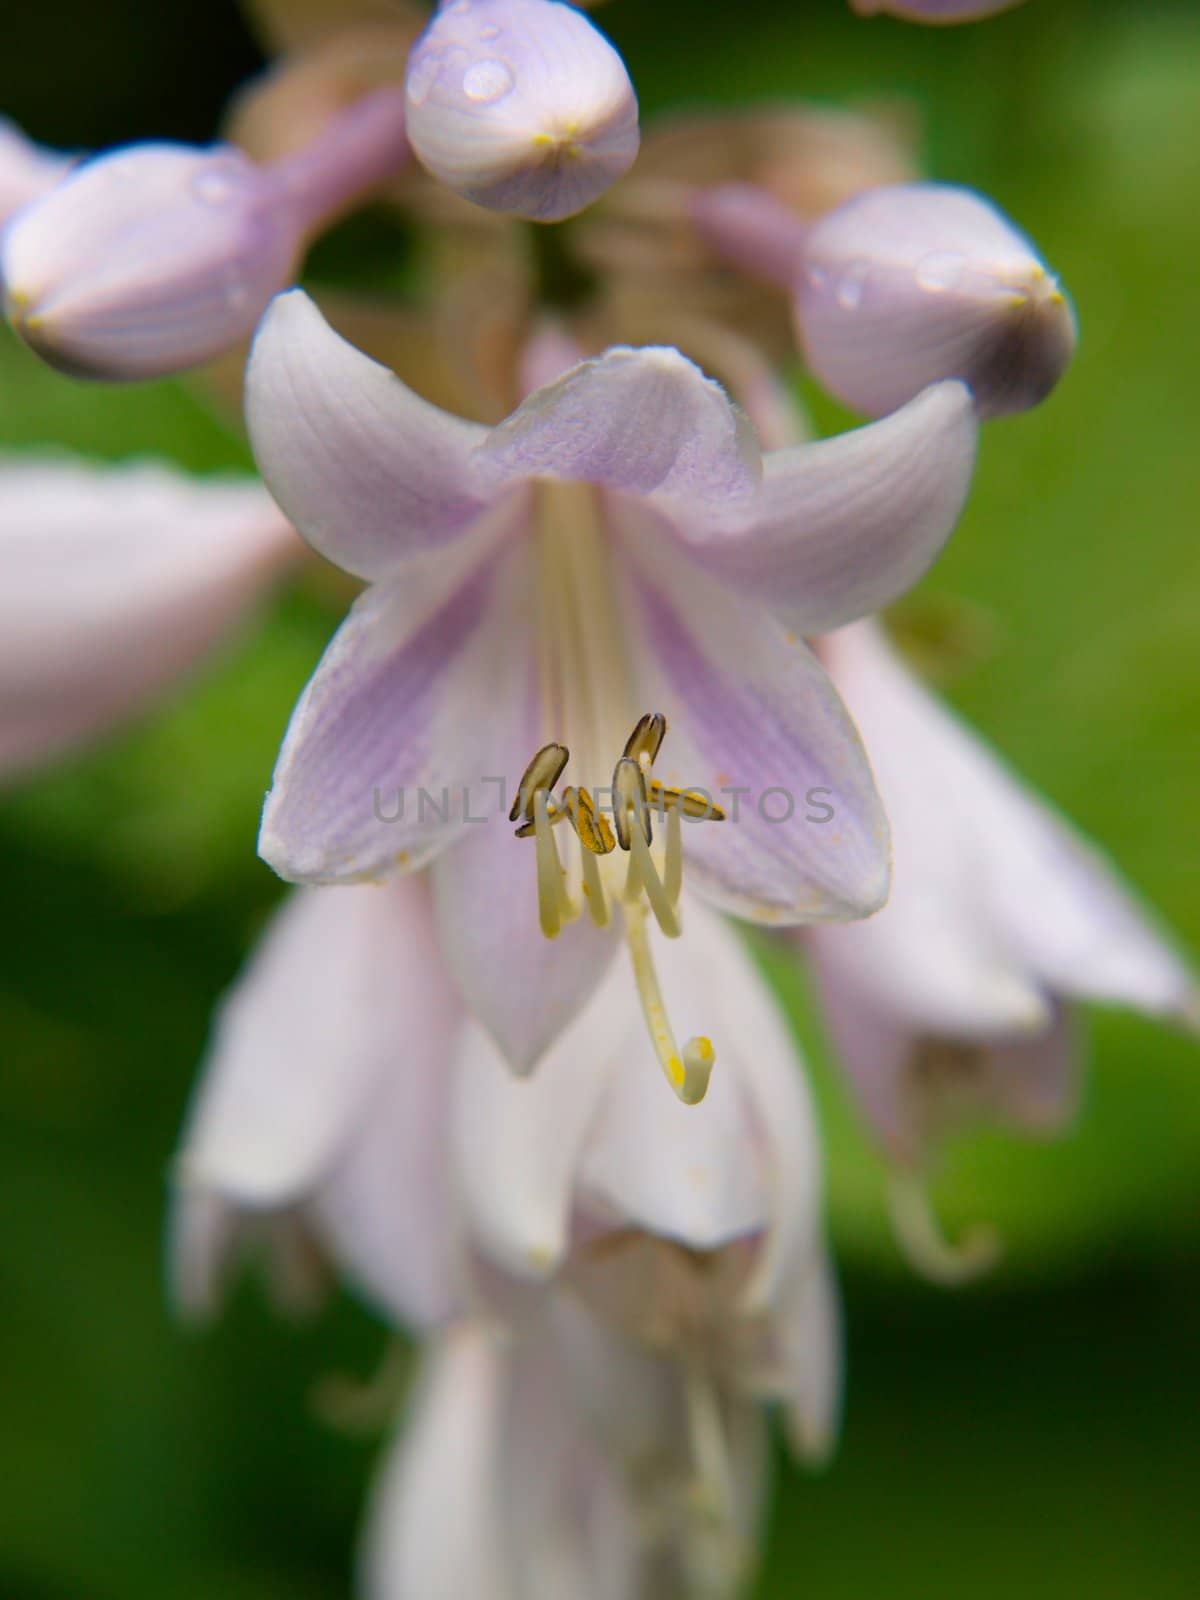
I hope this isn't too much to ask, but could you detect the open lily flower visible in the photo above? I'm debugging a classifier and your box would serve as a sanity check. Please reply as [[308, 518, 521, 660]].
[[0, 455, 298, 781], [246, 290, 979, 1090], [806, 622, 1198, 1279]]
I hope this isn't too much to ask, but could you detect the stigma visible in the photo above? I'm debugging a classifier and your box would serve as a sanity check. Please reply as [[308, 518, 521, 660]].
[[511, 714, 726, 1106]]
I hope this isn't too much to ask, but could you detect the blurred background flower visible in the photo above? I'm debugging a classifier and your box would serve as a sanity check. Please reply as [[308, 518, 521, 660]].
[[1, 1, 1198, 1597]]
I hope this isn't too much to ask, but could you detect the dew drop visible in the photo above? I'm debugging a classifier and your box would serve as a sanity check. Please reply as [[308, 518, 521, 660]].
[[192, 171, 233, 205], [463, 58, 514, 104], [835, 260, 870, 311], [915, 250, 967, 294], [406, 53, 440, 108]]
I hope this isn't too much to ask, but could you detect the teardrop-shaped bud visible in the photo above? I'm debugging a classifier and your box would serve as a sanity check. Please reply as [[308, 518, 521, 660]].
[[850, 0, 1029, 21], [797, 182, 1076, 418], [2, 144, 302, 381], [404, 0, 639, 222]]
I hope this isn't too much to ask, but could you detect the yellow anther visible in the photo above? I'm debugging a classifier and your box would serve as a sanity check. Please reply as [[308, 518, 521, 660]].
[[648, 780, 727, 823], [623, 711, 667, 767], [612, 756, 652, 851], [510, 742, 569, 824], [563, 785, 616, 856]]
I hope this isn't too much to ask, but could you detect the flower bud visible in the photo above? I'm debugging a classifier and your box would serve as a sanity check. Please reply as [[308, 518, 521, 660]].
[[2, 144, 301, 381], [796, 182, 1076, 418], [850, 0, 1029, 21], [2, 86, 407, 383], [0, 118, 72, 226], [404, 0, 639, 222]]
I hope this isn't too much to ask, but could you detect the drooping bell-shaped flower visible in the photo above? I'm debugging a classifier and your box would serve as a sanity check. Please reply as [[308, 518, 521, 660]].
[[850, 0, 1029, 20], [404, 0, 639, 222], [171, 873, 841, 1590], [170, 878, 463, 1328], [796, 182, 1077, 418], [0, 454, 296, 780], [245, 292, 979, 1094], [361, 1310, 772, 1600], [806, 621, 1197, 1280], [1, 88, 408, 380], [0, 117, 72, 225]]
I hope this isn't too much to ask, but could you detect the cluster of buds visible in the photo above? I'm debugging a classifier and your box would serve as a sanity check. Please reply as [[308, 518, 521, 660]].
[[0, 1, 1191, 1598]]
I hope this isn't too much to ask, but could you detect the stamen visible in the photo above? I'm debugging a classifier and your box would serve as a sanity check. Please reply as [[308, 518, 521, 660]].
[[648, 780, 727, 823], [625, 902, 714, 1105], [627, 820, 682, 939], [624, 711, 667, 766], [563, 785, 616, 855], [579, 835, 611, 927], [510, 742, 569, 823], [533, 789, 572, 939], [683, 1362, 737, 1531], [514, 804, 569, 839], [663, 804, 683, 907], [886, 1170, 1002, 1287], [612, 755, 652, 851]]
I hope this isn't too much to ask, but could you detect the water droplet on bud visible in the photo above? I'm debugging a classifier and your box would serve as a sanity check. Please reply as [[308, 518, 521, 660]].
[[915, 250, 968, 294], [835, 260, 870, 310], [462, 59, 514, 104], [192, 172, 233, 205]]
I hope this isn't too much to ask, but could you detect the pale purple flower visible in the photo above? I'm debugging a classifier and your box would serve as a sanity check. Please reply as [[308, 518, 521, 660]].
[[361, 1311, 772, 1600], [0, 455, 296, 781], [172, 882, 830, 1337], [172, 878, 840, 1592], [850, 0, 1030, 21], [2, 88, 408, 380], [244, 290, 979, 1095], [0, 117, 73, 225], [171, 878, 462, 1327], [797, 182, 1076, 418], [807, 621, 1197, 1278], [404, 0, 639, 221]]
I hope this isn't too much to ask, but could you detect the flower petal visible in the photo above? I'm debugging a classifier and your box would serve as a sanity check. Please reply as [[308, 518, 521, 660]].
[[245, 289, 492, 582], [174, 880, 446, 1206], [970, 778, 1200, 1025], [433, 814, 621, 1075], [824, 621, 1199, 1028], [615, 518, 891, 923], [449, 960, 639, 1279], [312, 1084, 463, 1331], [668, 381, 977, 635], [259, 538, 533, 885], [308, 911, 465, 1331], [473, 344, 762, 508], [579, 901, 813, 1256], [0, 455, 295, 781], [359, 1326, 515, 1600], [778, 1253, 843, 1466]]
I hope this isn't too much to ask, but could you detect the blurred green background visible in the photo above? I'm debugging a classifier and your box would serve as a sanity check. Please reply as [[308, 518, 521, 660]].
[[2, 0, 1199, 1594]]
